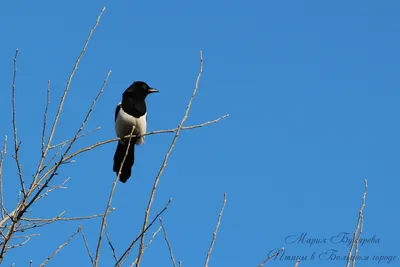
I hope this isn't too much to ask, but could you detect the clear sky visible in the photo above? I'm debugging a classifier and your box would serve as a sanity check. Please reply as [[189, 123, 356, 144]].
[[0, 0, 399, 266]]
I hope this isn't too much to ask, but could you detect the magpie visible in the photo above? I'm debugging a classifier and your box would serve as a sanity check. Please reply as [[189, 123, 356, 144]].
[[113, 81, 159, 183]]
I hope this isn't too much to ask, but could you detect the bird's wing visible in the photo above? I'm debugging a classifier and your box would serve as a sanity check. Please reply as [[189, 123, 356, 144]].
[[135, 113, 147, 145], [114, 103, 121, 122]]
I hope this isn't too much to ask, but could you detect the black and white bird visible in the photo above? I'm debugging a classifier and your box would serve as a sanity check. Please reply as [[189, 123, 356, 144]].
[[113, 81, 159, 183]]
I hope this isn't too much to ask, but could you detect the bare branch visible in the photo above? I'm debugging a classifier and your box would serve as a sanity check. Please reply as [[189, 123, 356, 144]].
[[26, 210, 65, 224], [0, 221, 18, 260], [80, 226, 95, 267], [129, 226, 162, 267], [148, 115, 228, 136], [116, 199, 172, 266], [0, 116, 226, 230], [257, 248, 285, 267], [33, 5, 107, 185], [0, 136, 7, 219], [22, 69, 111, 220], [346, 179, 368, 267], [11, 48, 26, 197], [34, 177, 70, 202], [204, 192, 227, 267], [135, 50, 204, 267], [105, 223, 120, 267], [49, 127, 101, 150], [0, 7, 108, 258], [38, 227, 80, 267], [42, 80, 51, 154], [59, 69, 111, 157], [94, 125, 135, 267], [57, 114, 227, 168], [48, 112, 221, 152], [146, 226, 162, 248], [160, 217, 177, 267], [7, 234, 39, 249], [22, 209, 115, 223], [18, 209, 115, 233], [39, 142, 67, 174]]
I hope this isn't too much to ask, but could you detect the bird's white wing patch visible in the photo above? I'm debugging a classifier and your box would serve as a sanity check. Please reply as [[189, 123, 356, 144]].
[[134, 114, 147, 145], [115, 106, 147, 145]]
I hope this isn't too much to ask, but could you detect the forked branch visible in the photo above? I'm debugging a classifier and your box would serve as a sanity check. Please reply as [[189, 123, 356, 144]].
[[11, 48, 26, 197], [0, 7, 107, 263]]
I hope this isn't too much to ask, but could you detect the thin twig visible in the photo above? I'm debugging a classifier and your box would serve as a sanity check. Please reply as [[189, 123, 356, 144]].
[[257, 248, 285, 267], [38, 227, 80, 267], [80, 226, 95, 266], [160, 217, 177, 267], [11, 48, 26, 197], [135, 50, 204, 267], [39, 142, 67, 174], [346, 179, 368, 267], [22, 209, 115, 222], [18, 211, 66, 231], [42, 80, 51, 154], [105, 223, 120, 267], [145, 226, 162, 248], [0, 136, 7, 219], [18, 209, 115, 233], [148, 115, 228, 136], [34, 177, 70, 202], [7, 234, 39, 249], [50, 127, 101, 149], [204, 193, 227, 267], [116, 199, 172, 266]]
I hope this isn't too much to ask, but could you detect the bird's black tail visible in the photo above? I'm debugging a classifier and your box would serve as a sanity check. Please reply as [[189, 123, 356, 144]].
[[113, 140, 135, 183]]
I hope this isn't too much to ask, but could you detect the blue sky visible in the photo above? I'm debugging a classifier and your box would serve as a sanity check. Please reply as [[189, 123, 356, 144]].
[[0, 0, 399, 266]]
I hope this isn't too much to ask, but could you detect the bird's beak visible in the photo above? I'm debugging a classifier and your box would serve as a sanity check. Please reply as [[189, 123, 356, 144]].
[[147, 88, 159, 94]]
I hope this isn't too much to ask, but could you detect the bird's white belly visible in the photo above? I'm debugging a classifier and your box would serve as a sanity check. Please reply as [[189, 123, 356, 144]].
[[115, 108, 147, 145]]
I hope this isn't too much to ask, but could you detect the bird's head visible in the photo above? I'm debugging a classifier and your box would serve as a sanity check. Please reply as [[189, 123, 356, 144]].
[[124, 81, 159, 100]]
